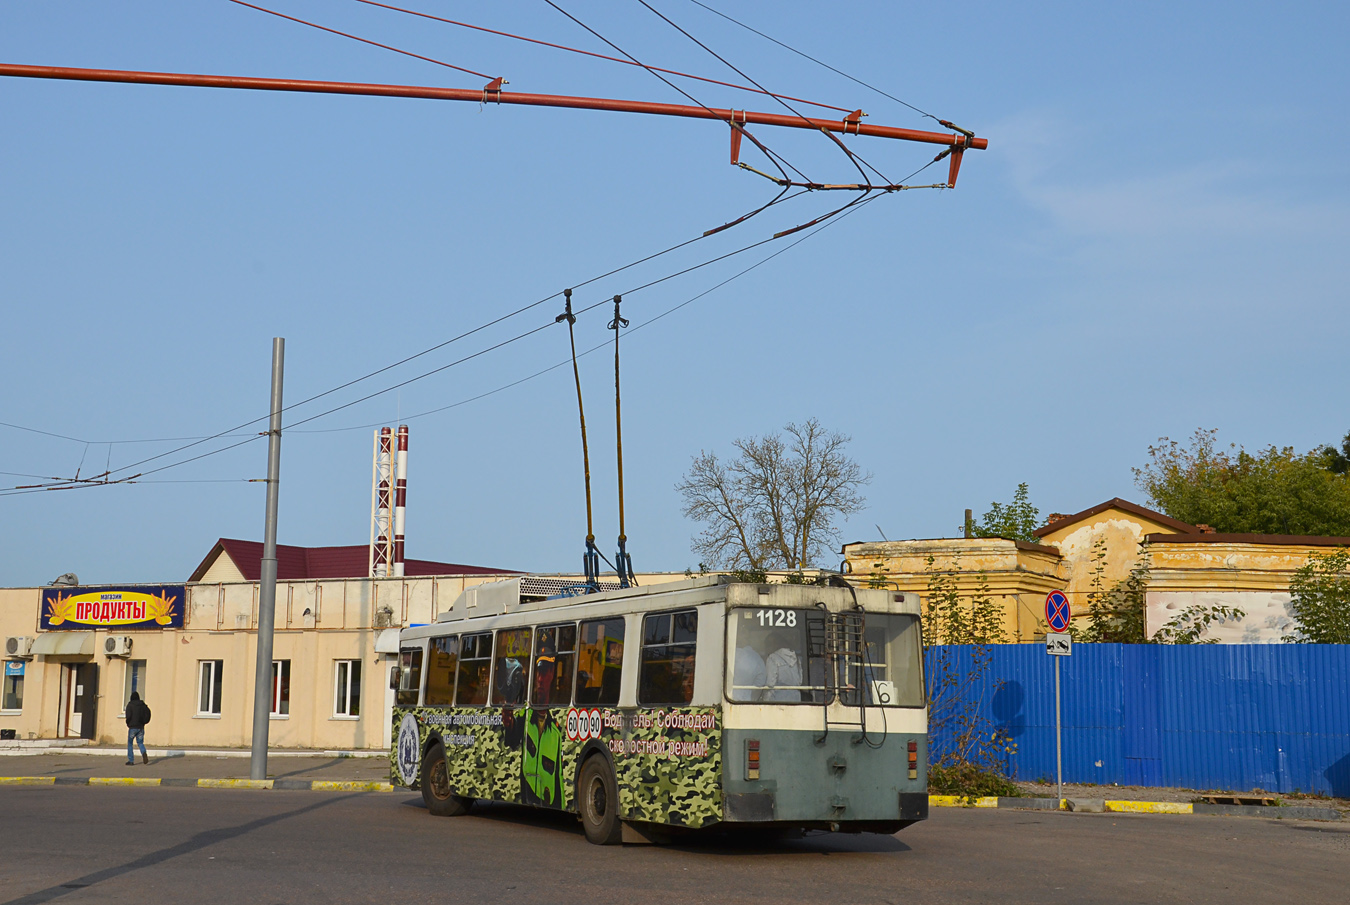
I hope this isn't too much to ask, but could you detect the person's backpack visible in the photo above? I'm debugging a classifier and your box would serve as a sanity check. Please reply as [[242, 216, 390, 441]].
[[141, 702, 152, 725]]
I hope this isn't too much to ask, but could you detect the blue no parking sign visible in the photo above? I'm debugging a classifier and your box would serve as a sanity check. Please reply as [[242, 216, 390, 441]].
[[1045, 590, 1071, 633]]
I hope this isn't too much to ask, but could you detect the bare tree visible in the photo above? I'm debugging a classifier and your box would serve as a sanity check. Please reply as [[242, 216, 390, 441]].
[[676, 419, 870, 570]]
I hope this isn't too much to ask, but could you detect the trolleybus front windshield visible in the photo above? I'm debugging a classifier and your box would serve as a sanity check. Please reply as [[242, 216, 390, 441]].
[[727, 607, 922, 706]]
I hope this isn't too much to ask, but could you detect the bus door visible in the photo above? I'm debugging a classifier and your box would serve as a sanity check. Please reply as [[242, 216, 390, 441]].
[[523, 624, 576, 808]]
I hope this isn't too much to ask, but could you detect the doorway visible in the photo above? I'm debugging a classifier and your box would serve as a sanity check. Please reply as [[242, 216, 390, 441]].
[[57, 662, 99, 739]]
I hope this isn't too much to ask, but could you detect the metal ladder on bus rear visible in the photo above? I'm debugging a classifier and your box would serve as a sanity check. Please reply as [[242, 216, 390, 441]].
[[815, 609, 870, 745]]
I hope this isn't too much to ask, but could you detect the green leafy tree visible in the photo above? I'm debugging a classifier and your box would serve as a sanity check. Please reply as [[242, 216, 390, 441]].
[[968, 483, 1041, 543], [1073, 539, 1149, 643], [923, 556, 1018, 799], [1153, 605, 1247, 644], [1133, 429, 1350, 535], [1318, 431, 1350, 475], [1284, 548, 1350, 643], [677, 419, 869, 570]]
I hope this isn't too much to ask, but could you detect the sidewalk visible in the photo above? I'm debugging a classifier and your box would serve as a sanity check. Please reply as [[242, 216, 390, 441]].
[[0, 752, 394, 784]]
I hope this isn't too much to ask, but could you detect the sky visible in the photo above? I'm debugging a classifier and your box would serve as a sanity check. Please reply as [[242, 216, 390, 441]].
[[2, 1, 1347, 586]]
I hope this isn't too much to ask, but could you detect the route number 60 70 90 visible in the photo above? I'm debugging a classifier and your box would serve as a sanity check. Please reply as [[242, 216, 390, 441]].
[[754, 608, 797, 627]]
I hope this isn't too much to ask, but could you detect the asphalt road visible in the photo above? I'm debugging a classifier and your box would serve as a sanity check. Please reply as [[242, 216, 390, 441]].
[[2, 787, 1345, 905]]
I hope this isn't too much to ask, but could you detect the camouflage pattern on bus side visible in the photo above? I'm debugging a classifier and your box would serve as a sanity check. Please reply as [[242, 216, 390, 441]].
[[390, 705, 722, 828], [609, 707, 722, 829]]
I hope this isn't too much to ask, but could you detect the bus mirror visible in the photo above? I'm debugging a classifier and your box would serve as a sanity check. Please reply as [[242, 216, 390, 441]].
[[389, 666, 401, 690]]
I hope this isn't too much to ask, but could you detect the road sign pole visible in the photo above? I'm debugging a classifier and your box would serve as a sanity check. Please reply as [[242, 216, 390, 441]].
[[1055, 655, 1063, 806]]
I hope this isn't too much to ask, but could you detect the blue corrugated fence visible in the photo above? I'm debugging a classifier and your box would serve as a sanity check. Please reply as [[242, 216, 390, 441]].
[[925, 643, 1350, 796]]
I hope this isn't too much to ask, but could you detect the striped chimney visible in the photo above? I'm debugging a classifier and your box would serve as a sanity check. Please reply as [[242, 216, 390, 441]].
[[373, 426, 392, 578], [393, 425, 408, 578]]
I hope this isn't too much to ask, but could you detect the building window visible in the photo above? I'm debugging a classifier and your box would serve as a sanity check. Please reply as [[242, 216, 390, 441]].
[[271, 660, 291, 716], [639, 610, 698, 705], [334, 660, 362, 717], [197, 660, 223, 715], [2, 661, 24, 711], [122, 660, 147, 713]]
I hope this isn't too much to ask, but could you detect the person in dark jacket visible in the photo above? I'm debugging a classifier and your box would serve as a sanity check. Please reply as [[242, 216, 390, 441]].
[[125, 691, 150, 765]]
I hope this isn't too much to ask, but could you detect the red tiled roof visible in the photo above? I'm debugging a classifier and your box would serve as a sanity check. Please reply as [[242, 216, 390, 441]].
[[1032, 498, 1199, 538], [189, 538, 518, 582]]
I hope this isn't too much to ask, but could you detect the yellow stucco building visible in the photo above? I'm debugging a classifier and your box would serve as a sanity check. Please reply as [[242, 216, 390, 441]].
[[842, 498, 1350, 643]]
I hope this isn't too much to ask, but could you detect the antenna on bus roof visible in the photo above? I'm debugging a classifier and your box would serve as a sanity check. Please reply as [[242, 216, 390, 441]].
[[557, 289, 601, 591], [609, 295, 636, 589]]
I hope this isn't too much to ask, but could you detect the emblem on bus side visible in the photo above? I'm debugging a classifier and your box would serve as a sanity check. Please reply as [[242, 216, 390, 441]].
[[397, 713, 420, 785]]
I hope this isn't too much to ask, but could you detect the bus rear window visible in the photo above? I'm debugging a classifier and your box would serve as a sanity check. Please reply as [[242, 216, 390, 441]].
[[639, 610, 697, 705], [423, 637, 457, 706], [575, 618, 624, 706], [492, 628, 532, 706], [455, 632, 492, 706]]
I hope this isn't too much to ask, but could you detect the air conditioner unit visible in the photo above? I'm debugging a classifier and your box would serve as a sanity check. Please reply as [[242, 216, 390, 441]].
[[4, 636, 33, 659], [104, 635, 133, 657]]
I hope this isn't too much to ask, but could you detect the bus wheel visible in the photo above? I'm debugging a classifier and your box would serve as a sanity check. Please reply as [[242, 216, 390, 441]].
[[420, 742, 472, 817], [578, 756, 622, 845]]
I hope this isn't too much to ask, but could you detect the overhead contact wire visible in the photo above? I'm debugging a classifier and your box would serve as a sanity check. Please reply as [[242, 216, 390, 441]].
[[541, 0, 810, 185], [352, 0, 854, 114], [225, 0, 497, 81], [638, 0, 892, 185], [684, 0, 942, 125]]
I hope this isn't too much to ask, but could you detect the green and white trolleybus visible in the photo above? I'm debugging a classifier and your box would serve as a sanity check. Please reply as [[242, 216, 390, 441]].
[[388, 575, 927, 844]]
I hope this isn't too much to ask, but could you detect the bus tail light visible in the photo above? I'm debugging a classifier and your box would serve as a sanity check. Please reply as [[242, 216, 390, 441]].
[[908, 740, 918, 780], [746, 739, 760, 781]]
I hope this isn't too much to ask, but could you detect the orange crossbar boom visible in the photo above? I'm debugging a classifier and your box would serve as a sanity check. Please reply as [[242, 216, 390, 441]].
[[0, 62, 987, 151]]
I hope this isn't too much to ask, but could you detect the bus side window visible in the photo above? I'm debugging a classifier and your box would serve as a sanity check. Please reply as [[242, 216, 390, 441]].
[[532, 623, 576, 707], [397, 648, 424, 707], [455, 632, 492, 706], [423, 637, 458, 706], [639, 610, 697, 705], [492, 628, 532, 706], [575, 618, 625, 706]]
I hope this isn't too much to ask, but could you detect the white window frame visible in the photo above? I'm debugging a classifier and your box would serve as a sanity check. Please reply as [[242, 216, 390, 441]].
[[120, 659, 147, 717], [2, 663, 23, 713], [270, 659, 291, 718], [333, 659, 361, 719], [196, 659, 223, 717]]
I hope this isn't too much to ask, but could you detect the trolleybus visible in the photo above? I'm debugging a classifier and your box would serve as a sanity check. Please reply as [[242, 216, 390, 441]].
[[388, 575, 927, 844]]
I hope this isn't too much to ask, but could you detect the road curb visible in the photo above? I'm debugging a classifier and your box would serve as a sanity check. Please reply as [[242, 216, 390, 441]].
[[2, 779, 1341, 818], [927, 794, 1341, 820], [0, 775, 395, 792]]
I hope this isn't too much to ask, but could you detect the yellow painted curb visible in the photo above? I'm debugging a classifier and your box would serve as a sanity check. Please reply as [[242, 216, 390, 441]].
[[0, 776, 55, 785], [928, 795, 1001, 808], [1106, 800, 1192, 815], [311, 781, 394, 792], [90, 777, 161, 787], [197, 778, 274, 790]]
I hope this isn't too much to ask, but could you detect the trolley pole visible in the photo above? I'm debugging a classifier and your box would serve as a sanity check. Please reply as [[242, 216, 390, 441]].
[[249, 337, 285, 781]]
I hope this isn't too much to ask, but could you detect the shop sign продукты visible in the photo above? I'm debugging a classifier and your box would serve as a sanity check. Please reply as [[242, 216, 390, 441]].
[[41, 586, 185, 631]]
